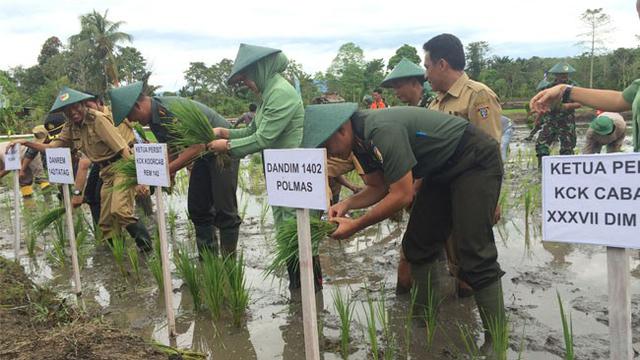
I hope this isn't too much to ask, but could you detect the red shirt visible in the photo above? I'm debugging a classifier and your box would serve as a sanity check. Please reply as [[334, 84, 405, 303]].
[[370, 100, 386, 109]]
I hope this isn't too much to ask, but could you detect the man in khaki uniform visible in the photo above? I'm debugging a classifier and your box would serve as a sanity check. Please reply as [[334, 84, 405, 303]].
[[9, 87, 152, 250], [422, 33, 503, 297], [583, 112, 627, 154]]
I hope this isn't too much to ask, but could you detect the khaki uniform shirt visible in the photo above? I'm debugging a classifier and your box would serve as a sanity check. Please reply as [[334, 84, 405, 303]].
[[583, 112, 627, 154], [428, 72, 502, 142], [50, 108, 128, 163]]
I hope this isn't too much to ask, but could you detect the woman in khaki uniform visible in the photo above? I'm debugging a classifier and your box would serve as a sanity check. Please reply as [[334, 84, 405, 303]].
[[9, 87, 152, 250]]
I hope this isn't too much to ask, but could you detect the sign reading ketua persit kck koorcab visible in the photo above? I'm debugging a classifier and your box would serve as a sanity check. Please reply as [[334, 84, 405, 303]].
[[263, 148, 328, 211], [542, 153, 640, 248]]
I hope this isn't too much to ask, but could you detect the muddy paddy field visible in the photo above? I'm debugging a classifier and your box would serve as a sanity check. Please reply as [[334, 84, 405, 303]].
[[0, 125, 639, 359]]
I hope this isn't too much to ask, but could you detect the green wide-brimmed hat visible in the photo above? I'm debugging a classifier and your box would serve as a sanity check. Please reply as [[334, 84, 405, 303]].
[[227, 43, 282, 84], [590, 115, 614, 136], [301, 102, 358, 148], [108, 81, 144, 126], [548, 62, 576, 74], [380, 58, 425, 88], [50, 87, 95, 113]]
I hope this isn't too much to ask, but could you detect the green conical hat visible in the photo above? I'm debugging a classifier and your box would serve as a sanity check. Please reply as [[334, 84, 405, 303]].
[[590, 115, 614, 136], [301, 102, 358, 148], [380, 58, 425, 88], [108, 81, 144, 126], [49, 87, 95, 113], [548, 62, 576, 74], [227, 43, 282, 84]]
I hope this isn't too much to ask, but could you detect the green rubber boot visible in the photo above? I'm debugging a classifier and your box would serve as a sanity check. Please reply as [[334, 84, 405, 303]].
[[474, 280, 507, 359], [410, 262, 441, 325], [195, 224, 217, 257], [219, 227, 239, 259]]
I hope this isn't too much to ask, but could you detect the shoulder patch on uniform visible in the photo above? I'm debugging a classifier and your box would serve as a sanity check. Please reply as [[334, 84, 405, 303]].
[[373, 145, 383, 164], [478, 106, 489, 119]]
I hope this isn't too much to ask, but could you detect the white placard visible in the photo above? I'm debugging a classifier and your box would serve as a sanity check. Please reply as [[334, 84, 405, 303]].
[[45, 148, 74, 184], [134, 143, 170, 187], [542, 153, 640, 248], [264, 148, 328, 211], [4, 143, 21, 171]]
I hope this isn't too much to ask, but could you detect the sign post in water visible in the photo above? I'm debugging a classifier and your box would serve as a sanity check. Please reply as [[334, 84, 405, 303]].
[[264, 148, 329, 360], [133, 143, 176, 338], [542, 153, 639, 360], [45, 148, 81, 296], [5, 144, 22, 260]]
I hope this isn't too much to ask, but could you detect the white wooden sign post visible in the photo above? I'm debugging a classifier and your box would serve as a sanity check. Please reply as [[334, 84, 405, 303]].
[[542, 153, 639, 360], [264, 148, 329, 360], [45, 148, 82, 296], [5, 143, 22, 260], [133, 143, 176, 338]]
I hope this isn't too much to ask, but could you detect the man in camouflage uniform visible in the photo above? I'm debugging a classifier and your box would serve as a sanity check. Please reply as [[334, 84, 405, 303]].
[[525, 77, 551, 141], [535, 63, 582, 166]]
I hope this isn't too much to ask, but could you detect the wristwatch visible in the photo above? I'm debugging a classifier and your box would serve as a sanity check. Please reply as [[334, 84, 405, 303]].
[[561, 85, 574, 103], [72, 189, 83, 196]]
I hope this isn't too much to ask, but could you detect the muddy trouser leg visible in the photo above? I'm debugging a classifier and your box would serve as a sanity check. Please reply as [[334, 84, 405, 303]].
[[209, 156, 241, 259], [558, 115, 576, 155], [189, 157, 219, 256], [84, 164, 102, 226], [396, 248, 412, 295], [403, 181, 452, 318]]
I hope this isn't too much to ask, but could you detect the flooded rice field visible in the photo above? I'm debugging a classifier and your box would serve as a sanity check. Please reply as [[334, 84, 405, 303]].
[[0, 124, 638, 359]]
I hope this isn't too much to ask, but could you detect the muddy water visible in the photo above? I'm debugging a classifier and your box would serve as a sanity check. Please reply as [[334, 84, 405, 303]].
[[0, 126, 638, 359]]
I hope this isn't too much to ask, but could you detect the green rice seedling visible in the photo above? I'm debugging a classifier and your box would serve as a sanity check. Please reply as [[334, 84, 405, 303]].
[[498, 183, 509, 220], [517, 321, 527, 360], [47, 218, 67, 267], [485, 311, 509, 360], [174, 245, 202, 311], [200, 250, 226, 319], [24, 210, 38, 258], [375, 286, 396, 360], [458, 323, 480, 358], [111, 158, 139, 191], [424, 273, 439, 350], [225, 252, 250, 327], [75, 229, 89, 269], [108, 233, 128, 277], [556, 291, 574, 360], [127, 245, 141, 281], [404, 286, 418, 356], [264, 218, 336, 278], [239, 198, 249, 221], [147, 253, 164, 292], [184, 210, 195, 243], [363, 288, 379, 360], [33, 207, 65, 235], [259, 199, 269, 228], [332, 287, 355, 359], [168, 205, 178, 242]]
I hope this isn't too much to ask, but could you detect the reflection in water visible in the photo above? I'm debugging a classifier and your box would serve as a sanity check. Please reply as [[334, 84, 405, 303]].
[[281, 291, 325, 360], [542, 241, 574, 267]]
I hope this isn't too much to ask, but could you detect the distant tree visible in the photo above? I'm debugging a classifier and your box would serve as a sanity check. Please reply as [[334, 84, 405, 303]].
[[387, 44, 421, 70], [116, 46, 150, 84], [327, 42, 365, 77], [284, 59, 320, 104], [577, 8, 611, 88], [466, 41, 490, 80], [37, 37, 63, 66]]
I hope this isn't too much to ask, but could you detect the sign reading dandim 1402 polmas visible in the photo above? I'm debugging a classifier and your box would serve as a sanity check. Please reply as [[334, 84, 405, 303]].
[[542, 153, 640, 249], [134, 143, 170, 188], [45, 148, 74, 184], [263, 148, 328, 211]]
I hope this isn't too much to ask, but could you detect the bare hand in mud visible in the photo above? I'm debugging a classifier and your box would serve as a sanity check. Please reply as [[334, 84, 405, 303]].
[[330, 217, 358, 239], [71, 195, 83, 208], [329, 201, 349, 218], [530, 84, 564, 114], [135, 185, 149, 197]]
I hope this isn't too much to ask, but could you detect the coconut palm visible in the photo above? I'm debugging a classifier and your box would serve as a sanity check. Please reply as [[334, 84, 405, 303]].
[[69, 9, 132, 91]]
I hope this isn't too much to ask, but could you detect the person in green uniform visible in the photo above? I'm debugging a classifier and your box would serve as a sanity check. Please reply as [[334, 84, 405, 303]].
[[380, 58, 426, 106], [302, 103, 506, 354], [9, 87, 152, 250], [109, 82, 242, 258], [534, 63, 582, 165], [525, 77, 552, 141], [206, 43, 322, 291]]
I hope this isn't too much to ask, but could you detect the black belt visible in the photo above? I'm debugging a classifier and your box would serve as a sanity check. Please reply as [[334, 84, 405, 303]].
[[97, 154, 122, 168]]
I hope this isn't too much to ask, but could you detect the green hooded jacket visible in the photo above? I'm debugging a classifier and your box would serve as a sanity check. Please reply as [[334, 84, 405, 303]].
[[227, 52, 304, 157], [622, 79, 640, 151]]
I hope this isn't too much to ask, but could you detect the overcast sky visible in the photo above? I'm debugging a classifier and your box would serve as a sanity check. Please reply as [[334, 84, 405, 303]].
[[1, 0, 637, 91]]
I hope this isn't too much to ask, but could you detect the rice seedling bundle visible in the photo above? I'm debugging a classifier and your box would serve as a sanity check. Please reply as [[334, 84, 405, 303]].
[[33, 207, 65, 235], [200, 250, 226, 319], [264, 218, 336, 277], [173, 245, 202, 311], [111, 158, 138, 191], [225, 252, 250, 326]]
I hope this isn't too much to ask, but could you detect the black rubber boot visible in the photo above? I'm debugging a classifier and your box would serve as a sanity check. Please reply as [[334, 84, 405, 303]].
[[195, 224, 216, 257], [219, 227, 239, 259], [474, 280, 506, 358], [287, 256, 323, 293], [125, 222, 152, 252]]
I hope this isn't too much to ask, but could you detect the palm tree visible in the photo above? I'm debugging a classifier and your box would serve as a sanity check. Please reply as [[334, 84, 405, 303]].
[[70, 9, 132, 90]]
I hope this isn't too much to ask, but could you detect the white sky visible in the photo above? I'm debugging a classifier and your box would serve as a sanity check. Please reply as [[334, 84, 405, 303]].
[[1, 0, 637, 91]]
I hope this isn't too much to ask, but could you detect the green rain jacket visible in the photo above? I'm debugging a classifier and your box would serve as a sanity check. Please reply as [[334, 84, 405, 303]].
[[622, 79, 640, 152], [227, 52, 304, 157]]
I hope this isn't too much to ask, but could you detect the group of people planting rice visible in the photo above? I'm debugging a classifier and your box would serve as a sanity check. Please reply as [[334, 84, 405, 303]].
[[2, 4, 640, 357]]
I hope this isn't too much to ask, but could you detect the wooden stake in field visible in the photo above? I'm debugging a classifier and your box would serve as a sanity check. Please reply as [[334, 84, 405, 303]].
[[263, 148, 329, 360], [45, 148, 82, 295], [133, 143, 176, 338], [607, 247, 632, 360], [4, 143, 22, 260]]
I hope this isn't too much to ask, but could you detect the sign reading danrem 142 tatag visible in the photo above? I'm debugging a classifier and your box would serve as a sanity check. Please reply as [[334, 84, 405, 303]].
[[263, 148, 328, 211], [542, 153, 640, 249]]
